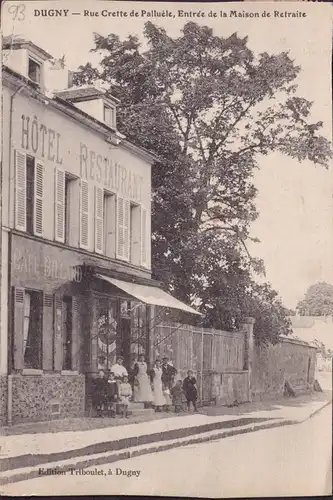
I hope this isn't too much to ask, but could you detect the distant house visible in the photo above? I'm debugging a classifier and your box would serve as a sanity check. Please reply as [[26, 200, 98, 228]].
[[288, 316, 333, 371]]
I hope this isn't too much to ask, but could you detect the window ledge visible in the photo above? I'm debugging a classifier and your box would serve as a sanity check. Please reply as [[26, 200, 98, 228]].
[[61, 370, 79, 376], [22, 369, 43, 376]]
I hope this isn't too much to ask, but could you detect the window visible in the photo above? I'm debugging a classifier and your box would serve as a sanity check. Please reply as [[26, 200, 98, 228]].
[[64, 175, 78, 245], [26, 156, 34, 234], [28, 58, 41, 84], [23, 290, 43, 369], [62, 297, 73, 371], [104, 105, 116, 128], [130, 203, 140, 265]]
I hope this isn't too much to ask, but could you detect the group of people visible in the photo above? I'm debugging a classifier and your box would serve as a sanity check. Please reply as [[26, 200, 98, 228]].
[[92, 354, 199, 418]]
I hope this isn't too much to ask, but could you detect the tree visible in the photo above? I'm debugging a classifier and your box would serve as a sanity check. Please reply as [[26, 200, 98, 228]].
[[296, 282, 333, 316], [74, 23, 331, 344]]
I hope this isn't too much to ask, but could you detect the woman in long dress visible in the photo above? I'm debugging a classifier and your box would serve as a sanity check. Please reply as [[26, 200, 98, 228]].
[[150, 359, 166, 411], [133, 354, 153, 403]]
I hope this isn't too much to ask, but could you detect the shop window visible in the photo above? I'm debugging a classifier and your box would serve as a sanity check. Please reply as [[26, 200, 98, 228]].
[[28, 57, 41, 84], [130, 203, 140, 266], [103, 191, 116, 257], [104, 105, 116, 129], [23, 290, 43, 369], [62, 296, 73, 370]]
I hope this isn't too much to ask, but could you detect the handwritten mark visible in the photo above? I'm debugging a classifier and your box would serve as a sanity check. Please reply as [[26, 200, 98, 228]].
[[7, 3, 25, 21]]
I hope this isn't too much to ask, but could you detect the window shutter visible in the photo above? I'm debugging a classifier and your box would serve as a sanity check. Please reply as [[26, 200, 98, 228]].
[[72, 296, 80, 371], [54, 296, 63, 371], [15, 150, 27, 231], [141, 207, 147, 267], [124, 200, 130, 261], [94, 186, 104, 254], [55, 168, 65, 243], [116, 196, 124, 259], [116, 197, 130, 261], [147, 209, 151, 270], [43, 293, 53, 370], [79, 180, 89, 249], [13, 287, 25, 370], [34, 160, 44, 237]]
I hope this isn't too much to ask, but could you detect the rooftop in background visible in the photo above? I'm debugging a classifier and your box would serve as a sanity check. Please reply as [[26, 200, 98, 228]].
[[2, 34, 53, 60], [56, 86, 120, 104], [288, 315, 333, 350]]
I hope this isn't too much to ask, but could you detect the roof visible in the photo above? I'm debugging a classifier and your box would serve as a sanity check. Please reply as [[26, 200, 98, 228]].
[[56, 86, 120, 104], [2, 35, 53, 60], [288, 315, 333, 350]]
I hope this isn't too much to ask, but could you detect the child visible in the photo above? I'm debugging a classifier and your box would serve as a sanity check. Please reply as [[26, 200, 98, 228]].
[[92, 370, 107, 418], [106, 372, 119, 418], [183, 370, 198, 412], [170, 380, 184, 413], [118, 374, 132, 418]]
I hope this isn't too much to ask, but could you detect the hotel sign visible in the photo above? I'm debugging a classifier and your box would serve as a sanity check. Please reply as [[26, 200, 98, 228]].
[[21, 114, 144, 202]]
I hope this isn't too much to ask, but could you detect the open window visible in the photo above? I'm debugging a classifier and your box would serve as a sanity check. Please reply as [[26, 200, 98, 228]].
[[28, 57, 41, 84]]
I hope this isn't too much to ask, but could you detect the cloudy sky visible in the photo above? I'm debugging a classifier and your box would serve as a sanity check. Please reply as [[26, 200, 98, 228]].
[[3, 1, 333, 308]]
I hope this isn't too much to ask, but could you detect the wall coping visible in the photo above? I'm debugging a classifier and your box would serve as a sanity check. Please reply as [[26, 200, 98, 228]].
[[279, 335, 318, 349]]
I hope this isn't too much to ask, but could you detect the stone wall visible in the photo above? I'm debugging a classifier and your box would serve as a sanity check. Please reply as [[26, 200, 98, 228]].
[[0, 376, 8, 425], [252, 338, 317, 401], [11, 374, 85, 425]]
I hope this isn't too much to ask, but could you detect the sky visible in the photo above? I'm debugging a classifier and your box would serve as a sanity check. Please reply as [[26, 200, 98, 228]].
[[2, 1, 333, 309]]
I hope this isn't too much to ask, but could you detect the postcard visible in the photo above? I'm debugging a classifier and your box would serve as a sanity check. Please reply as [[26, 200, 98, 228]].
[[0, 1, 332, 497]]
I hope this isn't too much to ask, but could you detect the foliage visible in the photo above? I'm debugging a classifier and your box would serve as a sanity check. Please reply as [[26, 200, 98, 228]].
[[296, 282, 333, 316], [74, 23, 332, 344]]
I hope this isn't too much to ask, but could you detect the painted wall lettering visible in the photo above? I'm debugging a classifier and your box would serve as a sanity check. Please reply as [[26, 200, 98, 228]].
[[80, 143, 143, 202], [21, 114, 63, 165], [13, 248, 82, 283]]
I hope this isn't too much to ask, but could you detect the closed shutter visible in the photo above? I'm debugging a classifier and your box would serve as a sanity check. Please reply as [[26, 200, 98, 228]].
[[147, 209, 151, 269], [55, 168, 65, 242], [94, 186, 104, 254], [13, 287, 25, 370], [72, 296, 80, 371], [79, 180, 89, 249], [141, 207, 147, 267], [116, 196, 124, 259], [15, 151, 27, 231], [43, 293, 53, 370], [116, 197, 130, 261], [34, 160, 44, 236], [54, 296, 63, 371], [124, 200, 130, 261]]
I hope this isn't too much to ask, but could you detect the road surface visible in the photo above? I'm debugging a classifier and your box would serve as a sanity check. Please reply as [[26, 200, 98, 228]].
[[2, 404, 332, 498]]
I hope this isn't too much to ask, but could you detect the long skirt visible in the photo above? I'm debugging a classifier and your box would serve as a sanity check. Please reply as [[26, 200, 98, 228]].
[[134, 374, 153, 402], [152, 378, 166, 407]]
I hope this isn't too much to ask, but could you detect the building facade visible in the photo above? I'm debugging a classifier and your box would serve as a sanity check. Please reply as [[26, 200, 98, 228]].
[[0, 37, 198, 425]]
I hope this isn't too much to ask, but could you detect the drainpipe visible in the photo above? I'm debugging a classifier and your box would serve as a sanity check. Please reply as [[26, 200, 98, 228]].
[[6, 85, 25, 426]]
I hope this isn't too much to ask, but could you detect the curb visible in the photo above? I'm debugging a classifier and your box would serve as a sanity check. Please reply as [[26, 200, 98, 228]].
[[1, 399, 331, 487], [1, 418, 295, 487], [0, 416, 273, 472]]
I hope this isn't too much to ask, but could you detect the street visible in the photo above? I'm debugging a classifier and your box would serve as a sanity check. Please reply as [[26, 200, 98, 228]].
[[2, 403, 331, 497]]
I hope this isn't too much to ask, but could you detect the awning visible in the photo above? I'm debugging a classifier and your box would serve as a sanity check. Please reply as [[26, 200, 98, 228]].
[[96, 274, 202, 316]]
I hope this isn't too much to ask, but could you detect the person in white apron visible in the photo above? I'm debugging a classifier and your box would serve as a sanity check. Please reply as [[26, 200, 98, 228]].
[[133, 354, 153, 404], [150, 359, 166, 411]]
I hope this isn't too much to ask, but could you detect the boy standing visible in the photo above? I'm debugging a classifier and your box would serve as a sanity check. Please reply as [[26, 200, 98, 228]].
[[170, 380, 185, 413], [118, 374, 132, 418], [183, 370, 198, 412]]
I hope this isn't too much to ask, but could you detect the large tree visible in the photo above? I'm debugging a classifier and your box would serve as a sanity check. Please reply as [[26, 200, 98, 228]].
[[74, 22, 331, 343], [296, 282, 333, 316]]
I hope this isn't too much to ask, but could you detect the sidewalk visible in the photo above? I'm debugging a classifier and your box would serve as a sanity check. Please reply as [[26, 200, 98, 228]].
[[0, 390, 331, 486]]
